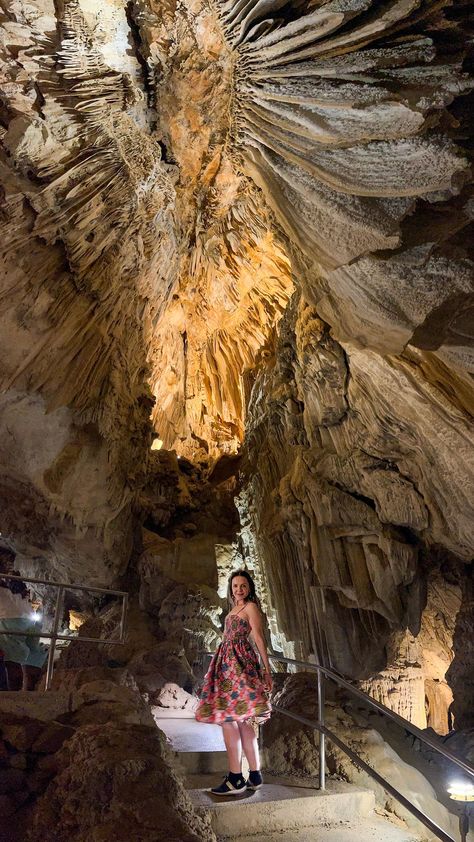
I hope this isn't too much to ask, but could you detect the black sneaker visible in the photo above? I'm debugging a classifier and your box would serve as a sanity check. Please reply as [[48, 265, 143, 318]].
[[246, 770, 263, 790], [210, 775, 247, 796]]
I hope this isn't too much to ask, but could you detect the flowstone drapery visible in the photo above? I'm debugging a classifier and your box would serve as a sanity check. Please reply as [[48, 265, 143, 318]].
[[0, 0, 473, 723]]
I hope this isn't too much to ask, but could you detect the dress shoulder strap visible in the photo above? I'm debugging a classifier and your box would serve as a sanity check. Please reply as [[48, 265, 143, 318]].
[[229, 604, 247, 618]]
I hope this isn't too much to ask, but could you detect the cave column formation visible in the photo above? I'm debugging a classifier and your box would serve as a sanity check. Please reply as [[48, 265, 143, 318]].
[[0, 0, 473, 779]]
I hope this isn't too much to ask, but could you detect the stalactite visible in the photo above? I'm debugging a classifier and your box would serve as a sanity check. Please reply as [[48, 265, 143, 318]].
[[0, 1, 472, 734]]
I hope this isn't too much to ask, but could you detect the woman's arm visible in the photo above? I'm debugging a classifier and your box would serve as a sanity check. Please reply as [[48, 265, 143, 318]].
[[246, 603, 273, 690]]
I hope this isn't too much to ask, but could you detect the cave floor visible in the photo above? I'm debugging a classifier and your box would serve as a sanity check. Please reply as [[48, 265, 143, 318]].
[[152, 707, 225, 752], [213, 819, 420, 842], [153, 710, 420, 841]]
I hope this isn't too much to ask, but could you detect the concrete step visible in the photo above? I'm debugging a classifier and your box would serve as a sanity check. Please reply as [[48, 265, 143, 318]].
[[177, 751, 250, 778], [176, 750, 228, 775], [187, 776, 375, 839], [220, 817, 420, 842]]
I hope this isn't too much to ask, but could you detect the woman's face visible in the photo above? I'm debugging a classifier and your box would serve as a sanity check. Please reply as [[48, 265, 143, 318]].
[[232, 576, 250, 602]]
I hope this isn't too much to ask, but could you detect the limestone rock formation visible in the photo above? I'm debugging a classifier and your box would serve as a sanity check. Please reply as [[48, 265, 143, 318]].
[[447, 563, 474, 730], [240, 291, 473, 681], [1, 0, 166, 581], [0, 684, 215, 842], [0, 0, 473, 749], [361, 570, 461, 732], [264, 672, 464, 841]]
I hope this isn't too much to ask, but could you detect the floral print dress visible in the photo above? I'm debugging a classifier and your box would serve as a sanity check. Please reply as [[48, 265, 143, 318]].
[[195, 607, 271, 725]]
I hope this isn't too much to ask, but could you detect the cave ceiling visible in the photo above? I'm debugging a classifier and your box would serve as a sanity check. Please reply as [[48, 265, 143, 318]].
[[0, 0, 473, 588]]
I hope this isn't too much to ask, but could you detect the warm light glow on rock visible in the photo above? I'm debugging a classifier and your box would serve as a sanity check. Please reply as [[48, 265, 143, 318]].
[[151, 439, 163, 451], [68, 610, 87, 631]]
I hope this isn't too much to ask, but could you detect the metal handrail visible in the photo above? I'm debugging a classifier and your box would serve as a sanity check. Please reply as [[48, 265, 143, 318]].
[[271, 703, 455, 842], [200, 648, 474, 842], [0, 573, 128, 689], [269, 653, 474, 780], [267, 652, 474, 842]]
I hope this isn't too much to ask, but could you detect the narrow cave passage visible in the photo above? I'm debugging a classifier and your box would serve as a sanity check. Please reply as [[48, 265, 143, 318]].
[[0, 0, 473, 839]]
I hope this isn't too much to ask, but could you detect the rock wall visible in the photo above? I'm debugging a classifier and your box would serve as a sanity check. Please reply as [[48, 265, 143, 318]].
[[0, 0, 294, 578], [1, 0, 473, 732], [136, 448, 244, 684], [0, 0, 169, 581], [361, 569, 461, 732], [0, 685, 215, 842], [240, 291, 474, 726], [447, 563, 474, 730]]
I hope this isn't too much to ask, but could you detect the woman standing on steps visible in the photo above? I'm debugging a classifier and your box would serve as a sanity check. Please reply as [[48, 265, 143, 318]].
[[195, 569, 273, 796]]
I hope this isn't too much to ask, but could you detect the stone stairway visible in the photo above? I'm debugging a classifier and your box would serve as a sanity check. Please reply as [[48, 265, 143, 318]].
[[187, 769, 371, 840], [155, 712, 420, 842], [184, 758, 419, 841]]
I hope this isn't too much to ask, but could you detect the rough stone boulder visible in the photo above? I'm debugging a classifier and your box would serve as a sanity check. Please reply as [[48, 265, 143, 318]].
[[151, 682, 198, 712], [27, 722, 215, 842], [0, 680, 215, 842]]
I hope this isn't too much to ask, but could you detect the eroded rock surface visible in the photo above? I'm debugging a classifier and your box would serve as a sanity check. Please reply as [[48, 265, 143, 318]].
[[361, 569, 461, 732], [240, 292, 474, 688], [0, 683, 215, 842], [28, 721, 214, 842], [0, 0, 473, 746], [264, 673, 464, 841]]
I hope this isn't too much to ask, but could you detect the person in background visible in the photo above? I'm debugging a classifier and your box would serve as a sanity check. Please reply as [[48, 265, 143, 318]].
[[0, 551, 47, 690]]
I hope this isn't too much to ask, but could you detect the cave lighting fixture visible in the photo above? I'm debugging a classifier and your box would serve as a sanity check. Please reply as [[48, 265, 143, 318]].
[[151, 438, 163, 451], [448, 780, 474, 842]]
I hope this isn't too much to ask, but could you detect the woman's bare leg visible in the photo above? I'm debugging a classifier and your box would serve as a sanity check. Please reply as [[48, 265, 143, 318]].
[[222, 722, 242, 774], [22, 665, 41, 691], [238, 721, 259, 771]]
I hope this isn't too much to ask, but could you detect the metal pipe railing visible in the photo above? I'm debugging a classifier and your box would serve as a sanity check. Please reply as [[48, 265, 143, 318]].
[[45, 585, 64, 691], [266, 651, 474, 842], [317, 670, 325, 792], [0, 573, 128, 596], [201, 647, 473, 842], [267, 652, 474, 781], [271, 703, 455, 842], [0, 573, 128, 689]]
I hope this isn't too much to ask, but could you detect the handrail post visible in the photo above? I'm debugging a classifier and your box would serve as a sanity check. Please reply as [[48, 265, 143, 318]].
[[318, 670, 326, 791], [460, 805, 469, 842], [119, 592, 128, 641], [45, 585, 64, 691]]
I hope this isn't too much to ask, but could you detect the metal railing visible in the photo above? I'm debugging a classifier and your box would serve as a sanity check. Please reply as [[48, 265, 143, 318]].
[[201, 648, 474, 842], [267, 653, 474, 842], [0, 573, 128, 689]]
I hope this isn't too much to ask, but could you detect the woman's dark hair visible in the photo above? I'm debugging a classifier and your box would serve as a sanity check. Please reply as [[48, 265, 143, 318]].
[[0, 570, 28, 598], [227, 569, 260, 610], [8, 573, 28, 597]]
